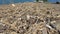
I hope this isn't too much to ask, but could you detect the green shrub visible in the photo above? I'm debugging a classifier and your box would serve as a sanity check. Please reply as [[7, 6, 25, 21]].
[[36, 0, 39, 2], [43, 0, 48, 2]]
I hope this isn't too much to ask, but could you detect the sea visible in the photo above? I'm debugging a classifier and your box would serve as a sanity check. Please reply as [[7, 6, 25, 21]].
[[0, 0, 34, 4], [0, 0, 60, 4]]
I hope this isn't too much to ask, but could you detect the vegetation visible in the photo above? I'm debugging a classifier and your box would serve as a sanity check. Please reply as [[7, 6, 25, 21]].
[[36, 0, 39, 2], [35, 0, 48, 2], [56, 2, 60, 4], [43, 0, 48, 2]]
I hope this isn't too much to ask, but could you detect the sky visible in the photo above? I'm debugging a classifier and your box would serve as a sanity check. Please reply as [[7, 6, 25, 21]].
[[0, 0, 60, 4]]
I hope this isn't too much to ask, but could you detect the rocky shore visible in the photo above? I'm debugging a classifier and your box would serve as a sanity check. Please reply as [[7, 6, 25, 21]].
[[0, 2, 60, 34]]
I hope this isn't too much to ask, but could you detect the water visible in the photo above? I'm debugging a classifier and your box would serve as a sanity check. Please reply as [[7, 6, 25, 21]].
[[0, 0, 60, 4], [0, 0, 34, 4], [48, 0, 60, 3]]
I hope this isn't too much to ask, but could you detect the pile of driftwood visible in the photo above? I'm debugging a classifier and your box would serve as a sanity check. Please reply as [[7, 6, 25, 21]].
[[20, 12, 60, 34], [0, 2, 60, 34], [0, 11, 60, 34]]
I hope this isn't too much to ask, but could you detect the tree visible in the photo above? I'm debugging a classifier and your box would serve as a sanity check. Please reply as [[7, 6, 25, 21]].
[[56, 2, 60, 4], [43, 0, 48, 2], [35, 0, 48, 2], [36, 0, 39, 2]]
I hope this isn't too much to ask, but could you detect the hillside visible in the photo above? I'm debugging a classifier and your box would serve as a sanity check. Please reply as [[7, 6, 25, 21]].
[[0, 2, 60, 34]]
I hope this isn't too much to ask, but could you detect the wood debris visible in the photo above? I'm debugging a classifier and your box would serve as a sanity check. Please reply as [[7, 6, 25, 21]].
[[0, 2, 60, 34]]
